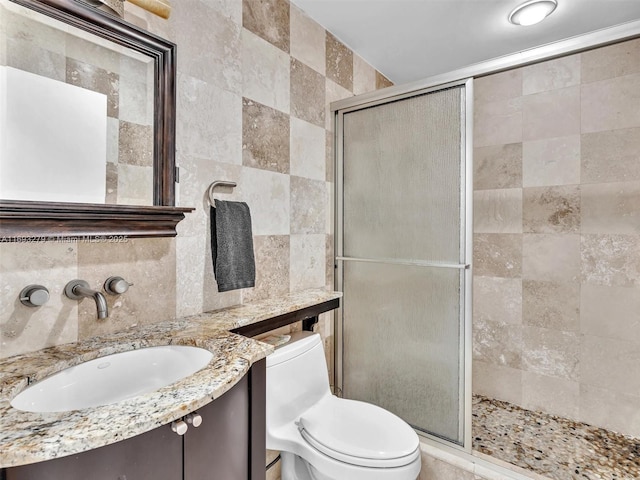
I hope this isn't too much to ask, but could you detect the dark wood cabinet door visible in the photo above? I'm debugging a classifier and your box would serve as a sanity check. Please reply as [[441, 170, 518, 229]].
[[183, 374, 249, 480], [4, 421, 183, 480]]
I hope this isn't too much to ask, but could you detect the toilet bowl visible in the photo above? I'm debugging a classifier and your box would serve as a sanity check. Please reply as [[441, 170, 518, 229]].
[[266, 332, 421, 480]]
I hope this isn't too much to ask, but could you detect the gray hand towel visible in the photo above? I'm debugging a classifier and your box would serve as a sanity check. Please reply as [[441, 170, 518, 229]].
[[211, 200, 256, 292]]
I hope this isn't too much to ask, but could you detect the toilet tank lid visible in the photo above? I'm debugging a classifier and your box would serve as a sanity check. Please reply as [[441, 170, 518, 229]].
[[266, 332, 321, 367]]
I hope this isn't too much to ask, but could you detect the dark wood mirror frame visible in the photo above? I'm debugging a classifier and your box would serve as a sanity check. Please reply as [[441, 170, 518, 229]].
[[0, 0, 193, 240]]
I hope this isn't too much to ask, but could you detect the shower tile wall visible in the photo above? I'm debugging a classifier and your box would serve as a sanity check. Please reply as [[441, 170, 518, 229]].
[[0, 0, 392, 362], [472, 38, 640, 438]]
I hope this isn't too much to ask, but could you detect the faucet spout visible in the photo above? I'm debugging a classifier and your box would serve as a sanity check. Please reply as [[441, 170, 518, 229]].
[[64, 280, 109, 319]]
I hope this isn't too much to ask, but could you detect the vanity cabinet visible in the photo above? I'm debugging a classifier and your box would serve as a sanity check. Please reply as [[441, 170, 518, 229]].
[[2, 360, 266, 480]]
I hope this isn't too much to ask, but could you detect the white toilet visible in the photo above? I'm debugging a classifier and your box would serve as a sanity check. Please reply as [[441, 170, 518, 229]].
[[265, 332, 421, 480]]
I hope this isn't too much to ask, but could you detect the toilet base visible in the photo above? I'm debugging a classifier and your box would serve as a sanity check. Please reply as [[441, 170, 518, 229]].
[[279, 450, 419, 480], [281, 451, 315, 480]]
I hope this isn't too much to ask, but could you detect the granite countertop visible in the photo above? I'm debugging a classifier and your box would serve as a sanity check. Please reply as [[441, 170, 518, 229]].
[[0, 289, 342, 469]]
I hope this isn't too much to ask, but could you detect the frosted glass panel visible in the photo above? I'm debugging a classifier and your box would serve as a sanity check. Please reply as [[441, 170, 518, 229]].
[[342, 261, 463, 444], [343, 88, 462, 262]]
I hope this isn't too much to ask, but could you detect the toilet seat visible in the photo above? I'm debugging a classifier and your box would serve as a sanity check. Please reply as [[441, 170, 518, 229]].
[[297, 396, 420, 469]]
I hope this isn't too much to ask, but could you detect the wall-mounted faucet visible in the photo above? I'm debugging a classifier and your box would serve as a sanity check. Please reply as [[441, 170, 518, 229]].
[[64, 280, 108, 320]]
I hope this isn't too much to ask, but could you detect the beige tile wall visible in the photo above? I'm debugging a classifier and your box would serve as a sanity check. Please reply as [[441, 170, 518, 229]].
[[0, 0, 392, 363], [473, 38, 640, 438]]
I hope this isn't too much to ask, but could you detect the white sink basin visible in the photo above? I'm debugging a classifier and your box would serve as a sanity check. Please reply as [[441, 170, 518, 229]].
[[11, 345, 213, 413]]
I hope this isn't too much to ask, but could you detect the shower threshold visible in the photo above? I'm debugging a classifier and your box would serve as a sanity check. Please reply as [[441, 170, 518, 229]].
[[472, 395, 640, 480]]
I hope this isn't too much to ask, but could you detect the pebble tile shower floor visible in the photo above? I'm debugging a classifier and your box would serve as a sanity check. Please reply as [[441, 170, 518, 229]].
[[472, 396, 640, 480]]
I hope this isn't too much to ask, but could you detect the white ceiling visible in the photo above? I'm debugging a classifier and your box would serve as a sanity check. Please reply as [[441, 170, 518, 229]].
[[291, 0, 640, 84]]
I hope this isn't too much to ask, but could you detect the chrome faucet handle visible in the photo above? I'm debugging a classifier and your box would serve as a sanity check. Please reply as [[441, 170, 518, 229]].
[[104, 276, 133, 295], [20, 285, 50, 307]]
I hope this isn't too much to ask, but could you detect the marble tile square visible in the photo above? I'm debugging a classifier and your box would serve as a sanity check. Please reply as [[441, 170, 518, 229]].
[[106, 117, 120, 165], [521, 371, 579, 420], [474, 97, 522, 148], [290, 58, 326, 128], [474, 69, 522, 104], [580, 283, 640, 343], [473, 189, 522, 234], [117, 164, 153, 205], [6, 37, 66, 82], [176, 235, 204, 317], [580, 334, 640, 395], [522, 135, 580, 187], [290, 176, 326, 235], [375, 71, 393, 89], [243, 235, 290, 303], [522, 234, 580, 282], [419, 455, 478, 480], [325, 32, 353, 92], [353, 54, 377, 95], [522, 279, 579, 332], [173, 0, 241, 93], [522, 326, 579, 381], [239, 166, 290, 236], [473, 234, 522, 278], [290, 4, 325, 75], [325, 181, 333, 236], [177, 74, 242, 165], [473, 317, 522, 369], [242, 98, 290, 174], [290, 234, 326, 291], [522, 86, 580, 141], [473, 276, 522, 326], [0, 243, 78, 358], [326, 130, 335, 183], [243, 0, 290, 54], [582, 127, 640, 183], [106, 162, 118, 204], [325, 78, 352, 130], [118, 75, 152, 126], [66, 58, 119, 118], [522, 54, 581, 95], [523, 185, 580, 234], [196, 162, 289, 236], [581, 73, 640, 133], [579, 384, 640, 438], [326, 234, 334, 288], [472, 360, 523, 405], [581, 234, 640, 287], [581, 181, 640, 235], [77, 238, 176, 340], [241, 29, 290, 114], [65, 34, 120, 74], [581, 37, 640, 84], [473, 143, 522, 191], [118, 121, 153, 167], [290, 117, 325, 181]]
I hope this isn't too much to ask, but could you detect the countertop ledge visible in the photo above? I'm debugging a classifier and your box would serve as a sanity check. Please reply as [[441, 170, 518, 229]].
[[0, 288, 342, 469]]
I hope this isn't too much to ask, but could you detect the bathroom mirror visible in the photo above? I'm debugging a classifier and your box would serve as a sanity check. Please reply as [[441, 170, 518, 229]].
[[0, 0, 192, 239]]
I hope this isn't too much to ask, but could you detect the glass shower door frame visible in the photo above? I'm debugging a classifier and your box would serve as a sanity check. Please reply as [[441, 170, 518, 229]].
[[334, 78, 474, 452]]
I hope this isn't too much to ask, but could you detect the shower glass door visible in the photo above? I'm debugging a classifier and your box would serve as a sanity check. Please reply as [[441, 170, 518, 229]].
[[335, 80, 472, 447]]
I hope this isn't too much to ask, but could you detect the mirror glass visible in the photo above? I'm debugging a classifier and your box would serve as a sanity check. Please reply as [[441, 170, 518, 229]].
[[0, 0, 155, 205]]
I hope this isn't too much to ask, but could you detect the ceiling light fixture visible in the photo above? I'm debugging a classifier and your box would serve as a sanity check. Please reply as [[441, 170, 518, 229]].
[[509, 0, 557, 26]]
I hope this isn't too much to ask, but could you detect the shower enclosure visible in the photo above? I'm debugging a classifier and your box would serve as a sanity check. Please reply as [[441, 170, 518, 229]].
[[334, 79, 473, 450], [334, 30, 640, 480]]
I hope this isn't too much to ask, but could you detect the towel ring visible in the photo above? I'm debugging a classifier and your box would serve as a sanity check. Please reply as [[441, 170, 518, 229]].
[[207, 180, 237, 206]]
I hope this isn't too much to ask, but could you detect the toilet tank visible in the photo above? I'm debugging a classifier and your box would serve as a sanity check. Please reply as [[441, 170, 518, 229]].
[[266, 333, 331, 429]]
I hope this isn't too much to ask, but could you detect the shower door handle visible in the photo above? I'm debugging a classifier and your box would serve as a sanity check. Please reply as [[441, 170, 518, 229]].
[[336, 256, 470, 269]]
